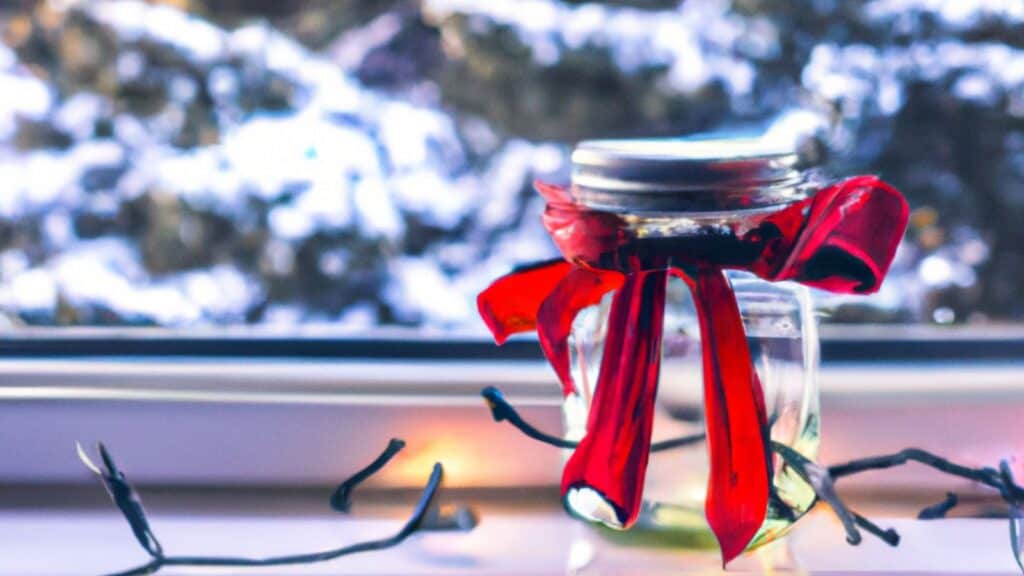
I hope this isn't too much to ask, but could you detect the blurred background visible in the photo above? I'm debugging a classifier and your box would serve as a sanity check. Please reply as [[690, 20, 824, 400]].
[[2, 9, 1024, 571], [0, 0, 1021, 332]]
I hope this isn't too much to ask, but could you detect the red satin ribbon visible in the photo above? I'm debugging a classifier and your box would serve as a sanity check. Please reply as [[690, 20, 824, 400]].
[[477, 175, 908, 564], [561, 266, 667, 528]]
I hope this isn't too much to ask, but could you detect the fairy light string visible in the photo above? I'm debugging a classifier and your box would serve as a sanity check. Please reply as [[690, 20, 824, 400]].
[[76, 439, 471, 576], [481, 384, 1024, 571]]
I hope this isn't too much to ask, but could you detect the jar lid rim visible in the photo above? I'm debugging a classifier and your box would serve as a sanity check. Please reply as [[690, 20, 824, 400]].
[[570, 136, 810, 213], [573, 136, 796, 163]]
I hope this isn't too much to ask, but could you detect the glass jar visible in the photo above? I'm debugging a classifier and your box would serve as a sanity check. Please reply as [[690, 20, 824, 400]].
[[477, 135, 906, 563], [559, 137, 821, 550]]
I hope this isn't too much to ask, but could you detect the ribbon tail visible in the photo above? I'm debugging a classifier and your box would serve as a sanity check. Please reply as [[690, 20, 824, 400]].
[[477, 258, 573, 344], [693, 266, 771, 566], [537, 268, 624, 396], [561, 269, 668, 529]]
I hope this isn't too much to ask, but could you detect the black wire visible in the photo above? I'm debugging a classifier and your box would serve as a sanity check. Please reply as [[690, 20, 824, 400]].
[[1000, 461, 1024, 501], [78, 443, 163, 558], [918, 492, 959, 520], [651, 434, 708, 451], [159, 465, 444, 568], [104, 559, 161, 576], [90, 441, 445, 576], [481, 386, 704, 451], [1009, 504, 1024, 575], [771, 441, 862, 545], [482, 386, 578, 448], [829, 448, 1002, 488], [851, 511, 900, 546], [331, 438, 406, 513]]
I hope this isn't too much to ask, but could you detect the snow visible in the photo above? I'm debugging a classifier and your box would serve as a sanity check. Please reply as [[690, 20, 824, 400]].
[[42, 211, 74, 248], [5, 268, 58, 313], [0, 68, 52, 142], [0, 0, 563, 327], [0, 0, 1006, 328], [476, 140, 564, 229], [54, 93, 110, 141], [87, 0, 227, 64], [803, 42, 1024, 118], [762, 109, 830, 147], [865, 0, 1024, 30], [352, 177, 403, 240], [180, 265, 259, 320], [228, 24, 308, 77], [329, 12, 405, 71], [52, 239, 197, 325], [268, 205, 317, 241], [423, 0, 756, 98], [31, 238, 262, 326], [918, 254, 976, 289], [386, 257, 472, 326]]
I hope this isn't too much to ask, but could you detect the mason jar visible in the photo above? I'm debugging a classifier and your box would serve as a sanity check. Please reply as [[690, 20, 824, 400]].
[[560, 137, 821, 550]]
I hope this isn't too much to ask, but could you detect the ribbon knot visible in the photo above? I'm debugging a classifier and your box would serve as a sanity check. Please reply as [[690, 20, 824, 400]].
[[477, 175, 908, 564]]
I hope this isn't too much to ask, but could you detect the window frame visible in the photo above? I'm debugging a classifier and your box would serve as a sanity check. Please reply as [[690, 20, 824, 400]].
[[1, 326, 1023, 488]]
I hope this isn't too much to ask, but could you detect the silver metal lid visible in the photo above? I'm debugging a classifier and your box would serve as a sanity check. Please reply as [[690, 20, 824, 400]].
[[570, 137, 810, 213]]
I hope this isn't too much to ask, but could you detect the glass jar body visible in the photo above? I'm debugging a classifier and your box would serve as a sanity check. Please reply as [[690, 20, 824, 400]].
[[564, 270, 820, 550]]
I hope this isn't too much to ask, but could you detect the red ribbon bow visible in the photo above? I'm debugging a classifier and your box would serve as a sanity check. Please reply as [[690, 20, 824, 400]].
[[478, 175, 908, 564]]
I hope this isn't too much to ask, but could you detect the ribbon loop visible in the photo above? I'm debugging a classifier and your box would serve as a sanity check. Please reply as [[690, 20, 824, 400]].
[[755, 176, 909, 294]]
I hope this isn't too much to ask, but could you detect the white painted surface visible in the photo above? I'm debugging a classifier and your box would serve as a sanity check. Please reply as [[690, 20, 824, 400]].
[[0, 508, 1018, 575]]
